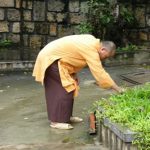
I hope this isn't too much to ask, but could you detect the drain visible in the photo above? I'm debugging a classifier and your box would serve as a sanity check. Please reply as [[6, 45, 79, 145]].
[[119, 71, 150, 85]]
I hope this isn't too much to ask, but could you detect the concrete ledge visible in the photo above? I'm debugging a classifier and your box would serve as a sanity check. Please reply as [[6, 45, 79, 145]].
[[0, 61, 35, 71], [104, 50, 150, 67], [98, 107, 138, 150]]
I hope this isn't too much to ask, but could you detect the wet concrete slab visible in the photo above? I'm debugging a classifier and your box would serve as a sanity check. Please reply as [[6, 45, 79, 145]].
[[0, 65, 149, 150]]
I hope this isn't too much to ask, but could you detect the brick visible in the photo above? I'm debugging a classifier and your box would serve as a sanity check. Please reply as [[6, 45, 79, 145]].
[[50, 23, 57, 36], [0, 9, 4, 20], [30, 35, 42, 49], [8, 34, 20, 43], [7, 9, 20, 21], [48, 0, 65, 12], [0, 21, 9, 32], [146, 14, 150, 27], [0, 0, 14, 7], [12, 22, 20, 33], [23, 34, 28, 46], [47, 12, 56, 22], [56, 13, 67, 23], [69, 13, 85, 24], [33, 1, 45, 21], [80, 1, 89, 14], [22, 0, 26, 8], [15, 0, 21, 8], [35, 23, 49, 34], [69, 0, 80, 12], [116, 137, 123, 150], [111, 132, 117, 150], [23, 10, 32, 21], [27, 1, 32, 9], [58, 25, 75, 37], [139, 31, 148, 41], [23, 22, 34, 33]]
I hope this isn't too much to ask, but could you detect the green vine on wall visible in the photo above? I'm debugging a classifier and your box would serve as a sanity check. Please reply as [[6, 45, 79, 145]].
[[78, 0, 138, 47]]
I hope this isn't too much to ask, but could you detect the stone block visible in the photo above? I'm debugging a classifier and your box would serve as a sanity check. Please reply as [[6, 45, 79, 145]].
[[69, 13, 85, 24], [98, 122, 103, 142], [56, 13, 67, 23], [22, 0, 26, 8], [0, 0, 14, 7], [128, 30, 138, 42], [146, 15, 150, 27], [23, 10, 32, 21], [8, 34, 20, 43], [58, 25, 75, 37], [15, 0, 21, 8], [47, 12, 56, 22], [116, 137, 123, 150], [23, 22, 34, 33], [29, 35, 42, 49], [122, 143, 130, 150], [147, 5, 150, 13], [80, 1, 89, 14], [135, 7, 146, 27], [23, 34, 28, 46], [33, 1, 45, 21], [130, 145, 138, 150], [48, 0, 65, 12], [139, 31, 148, 41], [111, 132, 117, 150], [7, 9, 20, 21], [12, 22, 20, 33], [35, 23, 49, 34], [0, 22, 9, 32], [50, 23, 57, 36], [102, 125, 106, 145], [27, 1, 32, 9], [47, 36, 57, 43], [0, 9, 4, 20], [69, 0, 80, 12]]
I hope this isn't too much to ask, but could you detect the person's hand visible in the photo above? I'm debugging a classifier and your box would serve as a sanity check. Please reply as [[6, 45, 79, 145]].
[[111, 84, 126, 94], [117, 87, 126, 94]]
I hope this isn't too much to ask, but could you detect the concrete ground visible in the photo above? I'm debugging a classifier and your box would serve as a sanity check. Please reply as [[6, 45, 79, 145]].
[[0, 65, 149, 150]]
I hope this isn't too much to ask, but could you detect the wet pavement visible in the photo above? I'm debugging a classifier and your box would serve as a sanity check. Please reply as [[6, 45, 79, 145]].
[[0, 65, 150, 150]]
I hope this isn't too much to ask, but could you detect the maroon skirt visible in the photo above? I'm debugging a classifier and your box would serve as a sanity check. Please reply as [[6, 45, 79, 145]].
[[44, 61, 74, 123]]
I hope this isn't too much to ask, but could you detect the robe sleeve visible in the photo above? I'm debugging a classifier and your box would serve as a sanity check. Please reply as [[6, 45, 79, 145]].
[[79, 50, 115, 89]]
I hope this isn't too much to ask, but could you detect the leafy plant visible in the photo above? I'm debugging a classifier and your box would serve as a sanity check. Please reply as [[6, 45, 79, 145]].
[[94, 83, 150, 149], [117, 44, 138, 52], [77, 22, 93, 34], [0, 40, 13, 47], [78, 0, 137, 46]]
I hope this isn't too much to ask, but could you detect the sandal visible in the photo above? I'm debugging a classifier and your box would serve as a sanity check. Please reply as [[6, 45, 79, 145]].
[[70, 117, 83, 123], [50, 123, 74, 130]]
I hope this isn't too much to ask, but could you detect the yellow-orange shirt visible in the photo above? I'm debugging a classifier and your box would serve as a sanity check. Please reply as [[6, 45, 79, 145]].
[[32, 34, 115, 96]]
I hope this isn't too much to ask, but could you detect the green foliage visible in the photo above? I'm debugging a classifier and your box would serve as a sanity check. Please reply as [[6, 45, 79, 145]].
[[0, 40, 13, 47], [94, 83, 150, 149], [78, 0, 137, 46], [117, 44, 138, 52], [77, 22, 93, 34]]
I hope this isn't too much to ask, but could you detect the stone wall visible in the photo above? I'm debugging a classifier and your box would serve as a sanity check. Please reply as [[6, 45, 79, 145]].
[[0, 0, 149, 61], [0, 0, 88, 60], [120, 0, 150, 47]]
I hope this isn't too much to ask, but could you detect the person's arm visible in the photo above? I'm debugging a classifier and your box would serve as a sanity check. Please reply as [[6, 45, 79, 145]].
[[80, 50, 121, 91], [111, 83, 125, 93]]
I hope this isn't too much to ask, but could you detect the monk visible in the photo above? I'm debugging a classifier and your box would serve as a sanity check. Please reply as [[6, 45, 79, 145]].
[[33, 34, 124, 130]]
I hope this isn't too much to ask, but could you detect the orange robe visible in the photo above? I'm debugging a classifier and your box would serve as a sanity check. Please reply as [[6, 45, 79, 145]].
[[32, 34, 115, 96]]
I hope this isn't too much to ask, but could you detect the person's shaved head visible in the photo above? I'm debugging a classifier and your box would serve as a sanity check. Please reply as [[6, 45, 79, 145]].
[[98, 41, 116, 60], [101, 41, 116, 52]]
